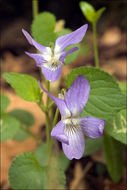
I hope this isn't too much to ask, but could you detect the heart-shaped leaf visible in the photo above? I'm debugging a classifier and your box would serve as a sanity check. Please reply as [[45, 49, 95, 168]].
[[66, 67, 126, 120], [0, 114, 20, 141], [3, 73, 41, 102], [9, 152, 48, 190]]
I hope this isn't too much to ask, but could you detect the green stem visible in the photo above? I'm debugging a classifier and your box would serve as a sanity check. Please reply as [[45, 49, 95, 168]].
[[46, 80, 50, 106], [52, 108, 59, 128], [45, 111, 50, 145], [32, 0, 39, 18], [48, 107, 59, 163], [38, 103, 47, 113], [32, 0, 43, 81], [37, 99, 50, 142], [92, 22, 99, 68], [45, 80, 51, 151], [32, 0, 53, 165], [48, 101, 54, 111], [37, 92, 47, 112]]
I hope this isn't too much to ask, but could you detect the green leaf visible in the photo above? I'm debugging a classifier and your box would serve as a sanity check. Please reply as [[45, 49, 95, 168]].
[[79, 2, 105, 23], [8, 109, 35, 141], [95, 7, 106, 21], [3, 73, 41, 102], [35, 143, 70, 171], [66, 67, 126, 120], [35, 32, 58, 47], [35, 143, 48, 166], [103, 134, 123, 183], [57, 28, 71, 36], [57, 29, 80, 64], [105, 109, 126, 145], [9, 152, 48, 190], [105, 80, 126, 145], [8, 109, 35, 127], [79, 1, 96, 23], [119, 82, 126, 94], [65, 44, 80, 64], [32, 12, 56, 33], [0, 114, 20, 141], [85, 137, 103, 156], [13, 130, 30, 141], [31, 12, 58, 46], [0, 94, 10, 112]]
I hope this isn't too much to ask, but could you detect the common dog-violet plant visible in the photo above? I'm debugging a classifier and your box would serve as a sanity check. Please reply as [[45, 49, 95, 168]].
[[1, 1, 126, 189]]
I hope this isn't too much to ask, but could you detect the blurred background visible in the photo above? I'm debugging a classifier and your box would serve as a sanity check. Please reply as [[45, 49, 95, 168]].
[[0, 0, 127, 189], [0, 0, 127, 54]]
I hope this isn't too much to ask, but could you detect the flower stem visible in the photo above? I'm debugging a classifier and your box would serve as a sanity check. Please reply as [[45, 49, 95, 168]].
[[45, 80, 51, 151], [45, 111, 50, 144], [46, 80, 50, 106], [92, 22, 99, 68], [48, 101, 54, 110], [52, 108, 59, 129], [32, 0, 44, 81], [48, 107, 59, 163], [32, 0, 39, 18]]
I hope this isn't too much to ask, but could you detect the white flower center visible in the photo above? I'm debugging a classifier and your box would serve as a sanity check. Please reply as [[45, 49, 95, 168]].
[[63, 118, 82, 136], [43, 47, 62, 71]]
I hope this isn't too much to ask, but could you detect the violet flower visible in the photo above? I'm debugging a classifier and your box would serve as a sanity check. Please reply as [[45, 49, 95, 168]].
[[22, 25, 88, 81], [39, 75, 105, 160]]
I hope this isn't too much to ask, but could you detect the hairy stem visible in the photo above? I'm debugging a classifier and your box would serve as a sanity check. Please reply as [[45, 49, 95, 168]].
[[52, 108, 59, 129], [32, 0, 54, 164], [48, 107, 59, 161], [93, 22, 99, 68], [48, 101, 54, 110], [45, 111, 50, 144], [45, 80, 51, 157], [46, 80, 50, 106]]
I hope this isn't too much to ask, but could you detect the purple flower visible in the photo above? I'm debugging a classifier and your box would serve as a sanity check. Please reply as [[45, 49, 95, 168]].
[[22, 25, 88, 81], [39, 75, 105, 160]]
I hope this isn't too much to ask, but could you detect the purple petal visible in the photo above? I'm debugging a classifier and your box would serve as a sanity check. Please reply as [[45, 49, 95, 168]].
[[41, 64, 62, 81], [65, 75, 90, 116], [62, 127, 85, 160], [25, 52, 46, 67], [39, 81, 71, 118], [51, 121, 69, 144], [22, 29, 47, 53], [55, 24, 88, 52], [80, 117, 105, 138], [60, 47, 79, 64]]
